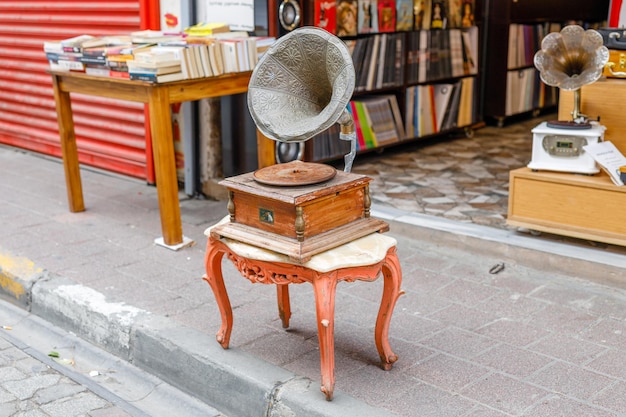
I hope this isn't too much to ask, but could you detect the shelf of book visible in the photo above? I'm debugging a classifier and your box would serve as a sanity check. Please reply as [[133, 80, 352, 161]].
[[256, 0, 483, 168], [482, 0, 609, 126]]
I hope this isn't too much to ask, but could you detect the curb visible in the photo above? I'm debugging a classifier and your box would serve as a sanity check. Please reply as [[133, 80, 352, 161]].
[[373, 206, 626, 289], [0, 247, 401, 417]]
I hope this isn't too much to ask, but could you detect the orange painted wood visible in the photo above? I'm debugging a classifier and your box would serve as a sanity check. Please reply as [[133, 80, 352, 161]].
[[203, 237, 403, 401], [52, 74, 84, 213]]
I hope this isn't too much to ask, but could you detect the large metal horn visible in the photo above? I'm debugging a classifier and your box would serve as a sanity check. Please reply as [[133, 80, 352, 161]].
[[247, 26, 357, 171], [534, 25, 608, 124]]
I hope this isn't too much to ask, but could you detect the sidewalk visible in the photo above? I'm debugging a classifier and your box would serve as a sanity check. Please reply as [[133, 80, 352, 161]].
[[1, 144, 626, 417]]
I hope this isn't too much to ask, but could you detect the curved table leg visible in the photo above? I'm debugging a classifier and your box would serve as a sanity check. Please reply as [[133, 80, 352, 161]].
[[277, 284, 291, 328], [203, 239, 232, 349], [375, 247, 402, 370], [312, 272, 338, 401]]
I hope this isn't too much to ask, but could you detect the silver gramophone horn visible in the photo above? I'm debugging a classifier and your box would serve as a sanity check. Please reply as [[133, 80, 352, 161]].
[[247, 26, 357, 173], [534, 25, 609, 127]]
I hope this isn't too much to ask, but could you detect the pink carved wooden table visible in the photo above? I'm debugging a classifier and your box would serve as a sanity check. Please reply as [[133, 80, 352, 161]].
[[203, 228, 403, 401]]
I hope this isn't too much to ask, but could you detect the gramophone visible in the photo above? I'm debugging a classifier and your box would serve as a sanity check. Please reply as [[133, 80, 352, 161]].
[[211, 27, 388, 261], [528, 25, 609, 174]]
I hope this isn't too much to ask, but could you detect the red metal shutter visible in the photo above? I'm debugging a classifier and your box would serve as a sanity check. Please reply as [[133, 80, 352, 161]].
[[0, 0, 153, 180]]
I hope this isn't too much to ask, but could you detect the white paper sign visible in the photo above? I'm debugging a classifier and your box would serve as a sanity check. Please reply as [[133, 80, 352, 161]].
[[583, 141, 626, 186], [204, 0, 255, 31]]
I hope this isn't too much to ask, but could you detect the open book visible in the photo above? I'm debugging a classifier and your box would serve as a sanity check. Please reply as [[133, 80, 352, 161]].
[[582, 141, 626, 186]]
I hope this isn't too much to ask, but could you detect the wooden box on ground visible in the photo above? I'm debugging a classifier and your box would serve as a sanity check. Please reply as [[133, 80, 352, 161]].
[[558, 78, 626, 153], [211, 163, 389, 262], [507, 168, 626, 246]]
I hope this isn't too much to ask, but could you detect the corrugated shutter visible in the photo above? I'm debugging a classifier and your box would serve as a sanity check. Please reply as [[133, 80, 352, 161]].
[[0, 0, 151, 180]]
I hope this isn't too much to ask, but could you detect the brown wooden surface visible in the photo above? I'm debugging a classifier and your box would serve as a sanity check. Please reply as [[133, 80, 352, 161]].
[[49, 70, 251, 246], [558, 78, 626, 154], [211, 217, 390, 262], [220, 169, 371, 204], [507, 168, 626, 246]]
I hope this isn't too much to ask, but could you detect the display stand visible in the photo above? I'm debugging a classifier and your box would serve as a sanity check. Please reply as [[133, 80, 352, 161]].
[[507, 168, 626, 246]]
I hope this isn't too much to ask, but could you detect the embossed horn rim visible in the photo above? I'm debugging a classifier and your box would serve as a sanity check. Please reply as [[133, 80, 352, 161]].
[[247, 26, 356, 143]]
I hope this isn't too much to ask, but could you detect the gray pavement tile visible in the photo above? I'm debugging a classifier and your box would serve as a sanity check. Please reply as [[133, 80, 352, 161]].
[[394, 289, 453, 318], [419, 327, 498, 359], [475, 318, 551, 347], [527, 333, 608, 366], [460, 405, 510, 416], [592, 381, 626, 413], [389, 312, 443, 343], [475, 292, 549, 322], [406, 353, 490, 391], [473, 344, 554, 379], [434, 278, 502, 307], [425, 303, 500, 331], [335, 364, 418, 408], [523, 394, 615, 417], [384, 382, 478, 417], [586, 348, 626, 378], [398, 267, 455, 294], [460, 373, 548, 415], [582, 317, 626, 348], [528, 303, 600, 334], [528, 361, 616, 401]]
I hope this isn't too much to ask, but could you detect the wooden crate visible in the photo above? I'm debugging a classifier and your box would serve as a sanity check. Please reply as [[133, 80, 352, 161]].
[[211, 167, 389, 262], [558, 78, 626, 154], [507, 168, 626, 246]]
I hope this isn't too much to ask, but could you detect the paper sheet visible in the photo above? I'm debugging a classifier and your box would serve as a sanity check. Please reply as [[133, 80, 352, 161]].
[[583, 141, 626, 186]]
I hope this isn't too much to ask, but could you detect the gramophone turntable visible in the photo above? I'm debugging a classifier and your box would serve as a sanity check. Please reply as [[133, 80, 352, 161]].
[[528, 25, 609, 174], [211, 27, 388, 262]]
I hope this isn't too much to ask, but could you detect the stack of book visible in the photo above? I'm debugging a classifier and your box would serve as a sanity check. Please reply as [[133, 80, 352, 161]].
[[128, 49, 184, 83], [43, 29, 276, 83]]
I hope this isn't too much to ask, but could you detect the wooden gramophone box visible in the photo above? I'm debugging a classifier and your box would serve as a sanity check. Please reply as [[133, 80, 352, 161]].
[[210, 161, 389, 262]]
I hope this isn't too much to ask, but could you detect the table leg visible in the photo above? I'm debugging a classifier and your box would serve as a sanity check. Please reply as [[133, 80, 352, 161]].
[[148, 87, 186, 247], [312, 272, 338, 401], [51, 74, 84, 213], [276, 284, 291, 328], [375, 247, 402, 370], [203, 239, 233, 349]]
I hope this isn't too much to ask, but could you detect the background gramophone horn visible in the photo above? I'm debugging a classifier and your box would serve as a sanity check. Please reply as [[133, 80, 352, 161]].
[[247, 26, 357, 172], [534, 25, 609, 125]]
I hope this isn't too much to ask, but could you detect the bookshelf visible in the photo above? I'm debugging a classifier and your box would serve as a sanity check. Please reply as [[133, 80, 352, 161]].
[[321, 26, 480, 162], [481, 0, 609, 127], [257, 0, 484, 167]]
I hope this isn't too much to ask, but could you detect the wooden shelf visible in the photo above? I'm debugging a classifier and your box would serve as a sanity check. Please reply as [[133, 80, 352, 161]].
[[481, 0, 609, 124], [507, 168, 626, 247]]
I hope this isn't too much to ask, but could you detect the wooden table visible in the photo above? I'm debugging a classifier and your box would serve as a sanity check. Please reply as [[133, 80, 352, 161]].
[[50, 70, 252, 249]]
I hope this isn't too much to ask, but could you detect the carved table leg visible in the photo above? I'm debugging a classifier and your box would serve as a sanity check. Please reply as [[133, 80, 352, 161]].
[[276, 284, 291, 328], [311, 272, 338, 401], [203, 239, 233, 349], [375, 247, 402, 370]]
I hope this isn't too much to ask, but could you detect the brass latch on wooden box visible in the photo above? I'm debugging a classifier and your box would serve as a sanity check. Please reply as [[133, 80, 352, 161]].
[[605, 51, 626, 78]]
